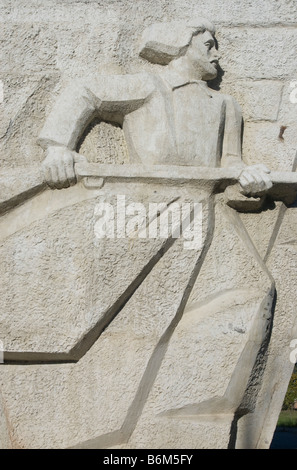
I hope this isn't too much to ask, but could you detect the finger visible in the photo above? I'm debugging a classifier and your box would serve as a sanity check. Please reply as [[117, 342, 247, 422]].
[[239, 173, 254, 186], [62, 150, 77, 186], [73, 151, 87, 164], [255, 164, 271, 174], [42, 163, 53, 188], [45, 165, 58, 190], [58, 165, 70, 189], [248, 170, 273, 193], [64, 162, 77, 187], [247, 171, 266, 193], [239, 173, 254, 194], [260, 172, 273, 191], [50, 164, 63, 190]]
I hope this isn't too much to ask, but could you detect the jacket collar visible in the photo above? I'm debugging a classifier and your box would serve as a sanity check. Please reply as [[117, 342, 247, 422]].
[[161, 68, 213, 96]]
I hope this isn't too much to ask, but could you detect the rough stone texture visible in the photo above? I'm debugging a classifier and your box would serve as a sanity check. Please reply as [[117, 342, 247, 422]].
[[0, 0, 297, 449], [124, 197, 274, 449], [78, 120, 129, 164]]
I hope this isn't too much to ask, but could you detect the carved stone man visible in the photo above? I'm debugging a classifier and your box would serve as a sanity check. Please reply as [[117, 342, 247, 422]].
[[0, 16, 295, 450], [38, 18, 272, 196], [30, 19, 276, 447]]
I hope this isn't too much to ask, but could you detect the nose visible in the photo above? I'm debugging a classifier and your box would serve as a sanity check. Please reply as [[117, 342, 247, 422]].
[[211, 49, 221, 61]]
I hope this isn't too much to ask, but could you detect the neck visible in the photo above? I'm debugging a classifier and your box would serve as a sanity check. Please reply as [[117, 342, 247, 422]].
[[168, 56, 205, 83]]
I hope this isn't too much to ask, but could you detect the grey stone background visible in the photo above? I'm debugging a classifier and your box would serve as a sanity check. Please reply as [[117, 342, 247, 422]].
[[0, 0, 297, 449]]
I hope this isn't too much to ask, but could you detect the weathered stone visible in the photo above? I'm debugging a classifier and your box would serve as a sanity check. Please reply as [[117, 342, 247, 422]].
[[220, 80, 283, 122], [217, 27, 297, 81], [0, 4, 297, 450]]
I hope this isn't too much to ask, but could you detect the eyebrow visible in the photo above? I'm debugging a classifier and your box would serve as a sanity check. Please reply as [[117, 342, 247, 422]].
[[204, 38, 215, 46]]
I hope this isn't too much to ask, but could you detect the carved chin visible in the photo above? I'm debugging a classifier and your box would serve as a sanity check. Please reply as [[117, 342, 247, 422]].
[[203, 68, 218, 81]]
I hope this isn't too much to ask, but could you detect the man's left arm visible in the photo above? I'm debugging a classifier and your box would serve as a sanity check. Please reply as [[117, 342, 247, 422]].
[[221, 95, 272, 196]]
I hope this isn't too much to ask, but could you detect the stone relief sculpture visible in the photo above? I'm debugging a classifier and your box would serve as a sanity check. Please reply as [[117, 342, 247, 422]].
[[1, 18, 297, 449], [39, 19, 272, 194]]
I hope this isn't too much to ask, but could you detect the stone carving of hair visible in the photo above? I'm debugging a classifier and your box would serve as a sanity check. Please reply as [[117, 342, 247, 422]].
[[139, 18, 216, 65]]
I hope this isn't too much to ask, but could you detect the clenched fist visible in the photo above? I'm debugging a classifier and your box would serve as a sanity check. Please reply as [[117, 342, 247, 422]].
[[42, 146, 87, 189], [239, 164, 272, 196]]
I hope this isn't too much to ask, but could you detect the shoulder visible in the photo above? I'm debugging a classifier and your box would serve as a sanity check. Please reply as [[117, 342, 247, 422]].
[[54, 72, 157, 99], [87, 72, 157, 96], [221, 92, 241, 109], [213, 91, 242, 117]]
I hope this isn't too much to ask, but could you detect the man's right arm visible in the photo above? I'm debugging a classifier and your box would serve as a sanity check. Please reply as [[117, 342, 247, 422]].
[[38, 73, 155, 188]]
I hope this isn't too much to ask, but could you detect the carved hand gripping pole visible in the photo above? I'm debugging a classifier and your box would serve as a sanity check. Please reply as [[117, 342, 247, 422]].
[[1, 161, 297, 216], [75, 161, 297, 211]]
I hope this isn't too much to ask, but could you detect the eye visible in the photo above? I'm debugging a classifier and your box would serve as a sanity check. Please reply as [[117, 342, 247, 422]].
[[205, 41, 213, 51]]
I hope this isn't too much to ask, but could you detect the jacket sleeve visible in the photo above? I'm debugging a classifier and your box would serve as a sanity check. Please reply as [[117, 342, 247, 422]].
[[37, 73, 155, 151], [221, 95, 244, 168]]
